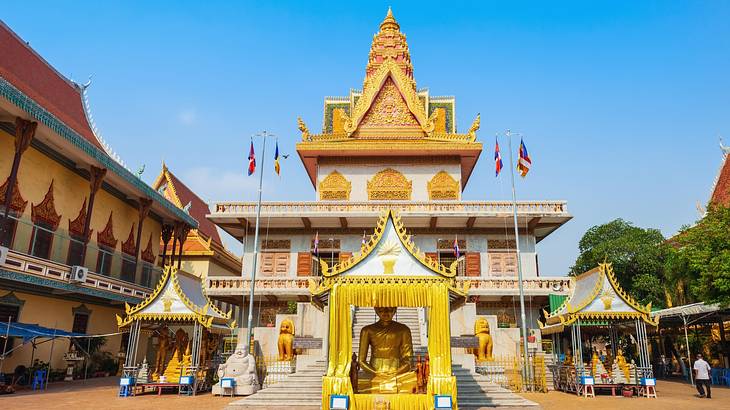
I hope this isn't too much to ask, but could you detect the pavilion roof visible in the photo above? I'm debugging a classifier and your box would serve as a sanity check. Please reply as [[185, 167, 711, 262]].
[[540, 263, 656, 334], [116, 266, 231, 328]]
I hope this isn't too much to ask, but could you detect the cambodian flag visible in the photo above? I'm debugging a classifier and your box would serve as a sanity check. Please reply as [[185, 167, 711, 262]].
[[517, 138, 531, 177], [453, 235, 460, 258], [494, 136, 503, 177], [361, 231, 367, 247], [247, 140, 256, 176], [313, 231, 319, 254]]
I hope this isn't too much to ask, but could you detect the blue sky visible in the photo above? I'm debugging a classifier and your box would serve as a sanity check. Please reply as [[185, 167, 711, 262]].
[[4, 1, 729, 276]]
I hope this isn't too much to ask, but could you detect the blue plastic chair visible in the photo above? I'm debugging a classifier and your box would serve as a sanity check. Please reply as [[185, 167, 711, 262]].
[[31, 369, 46, 390], [710, 368, 722, 385], [723, 369, 730, 386]]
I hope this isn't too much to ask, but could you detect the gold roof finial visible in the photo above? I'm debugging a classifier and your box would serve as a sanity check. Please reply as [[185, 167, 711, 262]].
[[380, 6, 399, 31]]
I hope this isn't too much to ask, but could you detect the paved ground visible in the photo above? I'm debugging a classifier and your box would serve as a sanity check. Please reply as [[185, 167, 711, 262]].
[[0, 377, 237, 409], [1, 377, 727, 409], [521, 379, 729, 410]]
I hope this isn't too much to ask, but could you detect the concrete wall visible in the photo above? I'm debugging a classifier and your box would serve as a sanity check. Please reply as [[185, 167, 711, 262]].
[[0, 290, 148, 371], [0, 130, 162, 269], [317, 161, 462, 201], [241, 231, 539, 278]]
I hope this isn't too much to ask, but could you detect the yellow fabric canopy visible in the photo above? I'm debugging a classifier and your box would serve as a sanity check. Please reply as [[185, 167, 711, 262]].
[[322, 277, 457, 410]]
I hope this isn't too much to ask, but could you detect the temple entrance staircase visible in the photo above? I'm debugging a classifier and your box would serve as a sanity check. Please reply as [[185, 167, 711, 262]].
[[227, 307, 539, 408], [225, 358, 326, 409]]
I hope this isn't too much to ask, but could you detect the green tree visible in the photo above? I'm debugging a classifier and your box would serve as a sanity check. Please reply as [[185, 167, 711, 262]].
[[570, 219, 669, 307], [675, 205, 730, 307]]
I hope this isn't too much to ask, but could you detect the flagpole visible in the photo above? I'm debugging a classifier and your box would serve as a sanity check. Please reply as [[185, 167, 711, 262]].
[[507, 130, 531, 391], [245, 130, 271, 350]]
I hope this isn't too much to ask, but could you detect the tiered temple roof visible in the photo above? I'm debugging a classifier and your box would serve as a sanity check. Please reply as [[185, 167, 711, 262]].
[[710, 144, 730, 206], [152, 164, 240, 272], [296, 8, 482, 188]]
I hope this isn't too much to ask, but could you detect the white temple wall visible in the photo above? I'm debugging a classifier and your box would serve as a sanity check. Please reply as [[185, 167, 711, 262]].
[[241, 231, 540, 278], [317, 161, 462, 201]]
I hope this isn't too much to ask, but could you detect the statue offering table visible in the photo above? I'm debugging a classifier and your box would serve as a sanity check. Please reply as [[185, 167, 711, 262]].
[[357, 307, 417, 394], [212, 340, 259, 396], [472, 317, 493, 362]]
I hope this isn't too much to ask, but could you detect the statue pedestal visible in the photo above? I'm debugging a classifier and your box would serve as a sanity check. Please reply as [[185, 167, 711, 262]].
[[212, 381, 258, 396]]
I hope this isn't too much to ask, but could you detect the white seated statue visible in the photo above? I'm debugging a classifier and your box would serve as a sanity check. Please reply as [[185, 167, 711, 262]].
[[212, 341, 259, 396]]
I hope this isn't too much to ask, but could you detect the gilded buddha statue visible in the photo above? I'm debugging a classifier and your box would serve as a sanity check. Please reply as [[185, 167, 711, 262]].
[[357, 307, 417, 394]]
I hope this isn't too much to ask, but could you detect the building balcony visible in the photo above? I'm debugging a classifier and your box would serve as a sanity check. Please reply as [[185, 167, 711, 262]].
[[209, 200, 572, 242], [0, 214, 159, 303], [204, 275, 571, 302]]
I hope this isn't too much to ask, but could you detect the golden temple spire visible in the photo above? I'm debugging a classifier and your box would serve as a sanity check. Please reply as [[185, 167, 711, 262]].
[[366, 7, 413, 80], [380, 6, 399, 31]]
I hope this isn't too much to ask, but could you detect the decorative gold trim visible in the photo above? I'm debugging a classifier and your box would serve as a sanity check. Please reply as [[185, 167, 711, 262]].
[[320, 210, 456, 278], [345, 59, 434, 137], [367, 168, 412, 200], [427, 171, 460, 200], [318, 170, 351, 201]]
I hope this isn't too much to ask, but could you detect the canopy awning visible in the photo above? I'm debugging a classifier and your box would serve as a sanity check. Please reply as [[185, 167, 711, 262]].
[[539, 263, 657, 335], [1, 322, 86, 341]]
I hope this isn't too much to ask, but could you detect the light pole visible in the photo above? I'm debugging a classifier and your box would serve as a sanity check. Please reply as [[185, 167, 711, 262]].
[[244, 131, 273, 349]]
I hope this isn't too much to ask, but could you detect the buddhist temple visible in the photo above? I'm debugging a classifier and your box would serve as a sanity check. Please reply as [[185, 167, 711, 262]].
[[207, 8, 572, 407]]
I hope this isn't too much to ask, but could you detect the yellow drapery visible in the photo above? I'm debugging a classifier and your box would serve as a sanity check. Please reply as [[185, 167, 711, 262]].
[[321, 278, 458, 410]]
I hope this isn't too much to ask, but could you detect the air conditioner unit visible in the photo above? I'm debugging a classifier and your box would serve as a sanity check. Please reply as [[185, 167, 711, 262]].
[[70, 265, 88, 283], [0, 246, 7, 265]]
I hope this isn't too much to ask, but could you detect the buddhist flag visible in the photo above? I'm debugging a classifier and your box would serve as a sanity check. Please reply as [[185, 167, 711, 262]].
[[274, 140, 281, 176], [247, 140, 256, 176], [494, 136, 503, 177], [453, 235, 460, 258], [517, 138, 531, 177]]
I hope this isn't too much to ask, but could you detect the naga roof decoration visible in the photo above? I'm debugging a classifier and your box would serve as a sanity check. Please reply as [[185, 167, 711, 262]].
[[539, 263, 657, 334], [116, 265, 231, 328], [309, 210, 470, 306], [295, 8, 482, 188]]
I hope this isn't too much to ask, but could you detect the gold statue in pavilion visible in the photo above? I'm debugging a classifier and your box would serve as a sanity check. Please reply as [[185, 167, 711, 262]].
[[357, 307, 417, 394], [472, 317, 493, 361], [278, 319, 296, 361], [152, 326, 171, 381]]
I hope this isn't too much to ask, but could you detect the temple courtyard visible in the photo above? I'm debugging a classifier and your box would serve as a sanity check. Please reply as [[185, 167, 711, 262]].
[[0, 378, 726, 410]]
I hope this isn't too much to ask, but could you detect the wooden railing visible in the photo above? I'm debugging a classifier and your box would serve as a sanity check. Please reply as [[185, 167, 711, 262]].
[[211, 200, 569, 216]]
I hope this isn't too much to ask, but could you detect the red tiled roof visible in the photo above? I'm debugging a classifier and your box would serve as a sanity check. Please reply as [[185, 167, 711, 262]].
[[165, 170, 222, 246], [711, 154, 730, 207], [0, 21, 104, 150]]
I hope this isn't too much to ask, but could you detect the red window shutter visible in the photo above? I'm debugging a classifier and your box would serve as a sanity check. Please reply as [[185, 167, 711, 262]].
[[465, 252, 481, 277], [297, 252, 312, 276], [339, 252, 352, 263]]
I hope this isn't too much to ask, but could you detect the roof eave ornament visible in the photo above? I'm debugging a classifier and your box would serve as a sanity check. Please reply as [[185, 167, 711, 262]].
[[467, 113, 480, 141]]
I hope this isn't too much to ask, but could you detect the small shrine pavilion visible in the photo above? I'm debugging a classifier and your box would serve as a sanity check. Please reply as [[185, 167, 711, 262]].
[[310, 210, 469, 410], [540, 263, 657, 395], [116, 266, 231, 395]]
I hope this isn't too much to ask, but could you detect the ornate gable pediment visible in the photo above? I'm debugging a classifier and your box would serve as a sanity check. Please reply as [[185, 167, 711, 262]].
[[31, 180, 61, 230], [68, 198, 89, 238], [318, 170, 351, 200], [367, 168, 412, 200], [97, 212, 117, 249], [345, 60, 434, 137], [141, 233, 156, 263], [320, 210, 457, 278], [428, 171, 460, 200], [0, 176, 27, 216], [121, 224, 136, 255]]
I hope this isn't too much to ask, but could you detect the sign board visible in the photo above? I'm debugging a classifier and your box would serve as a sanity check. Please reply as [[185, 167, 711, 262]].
[[293, 337, 323, 349], [179, 375, 194, 385], [580, 376, 595, 385], [450, 336, 478, 348], [329, 394, 349, 409], [119, 377, 134, 386], [221, 378, 235, 388], [434, 395, 453, 409], [641, 378, 656, 386]]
